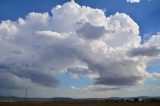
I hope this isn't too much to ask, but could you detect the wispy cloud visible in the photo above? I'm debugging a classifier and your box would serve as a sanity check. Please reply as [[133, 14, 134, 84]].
[[127, 0, 141, 3]]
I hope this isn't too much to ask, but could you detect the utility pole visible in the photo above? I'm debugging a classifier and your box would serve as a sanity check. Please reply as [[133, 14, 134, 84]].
[[25, 88, 28, 102]]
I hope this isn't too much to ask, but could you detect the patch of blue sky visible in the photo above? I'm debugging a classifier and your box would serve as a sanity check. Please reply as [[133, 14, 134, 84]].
[[58, 72, 94, 89], [144, 79, 160, 86], [146, 63, 160, 73]]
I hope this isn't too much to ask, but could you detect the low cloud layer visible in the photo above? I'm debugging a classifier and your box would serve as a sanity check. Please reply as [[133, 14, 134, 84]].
[[0, 1, 160, 91]]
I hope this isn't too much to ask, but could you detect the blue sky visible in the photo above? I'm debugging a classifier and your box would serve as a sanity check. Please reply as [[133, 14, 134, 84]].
[[0, 0, 160, 98]]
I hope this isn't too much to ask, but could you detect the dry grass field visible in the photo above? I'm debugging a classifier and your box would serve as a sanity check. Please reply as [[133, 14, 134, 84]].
[[0, 102, 160, 106]]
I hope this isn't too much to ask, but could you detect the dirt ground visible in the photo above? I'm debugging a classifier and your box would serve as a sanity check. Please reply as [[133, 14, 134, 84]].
[[0, 102, 160, 106]]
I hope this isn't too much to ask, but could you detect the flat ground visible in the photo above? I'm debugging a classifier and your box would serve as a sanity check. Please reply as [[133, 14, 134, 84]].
[[0, 102, 160, 106]]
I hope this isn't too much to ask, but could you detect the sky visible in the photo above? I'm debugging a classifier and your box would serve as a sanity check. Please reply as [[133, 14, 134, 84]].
[[0, 0, 160, 98]]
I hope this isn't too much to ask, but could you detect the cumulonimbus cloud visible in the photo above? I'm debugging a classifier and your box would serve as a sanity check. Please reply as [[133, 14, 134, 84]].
[[0, 1, 159, 90]]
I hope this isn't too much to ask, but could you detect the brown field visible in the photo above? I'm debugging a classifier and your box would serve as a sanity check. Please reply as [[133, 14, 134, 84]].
[[0, 102, 160, 106]]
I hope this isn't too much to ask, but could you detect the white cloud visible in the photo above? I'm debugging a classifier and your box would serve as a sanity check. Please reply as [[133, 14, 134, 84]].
[[71, 85, 122, 92], [0, 1, 160, 93], [145, 34, 160, 46], [127, 0, 141, 3], [148, 73, 160, 79], [67, 66, 99, 79]]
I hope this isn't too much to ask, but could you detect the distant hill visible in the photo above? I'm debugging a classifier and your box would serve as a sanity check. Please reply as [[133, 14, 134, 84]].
[[0, 96, 160, 102]]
